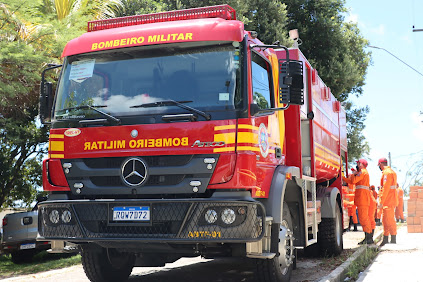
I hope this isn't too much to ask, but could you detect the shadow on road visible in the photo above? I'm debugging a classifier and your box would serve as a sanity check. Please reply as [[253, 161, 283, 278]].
[[129, 258, 256, 282]]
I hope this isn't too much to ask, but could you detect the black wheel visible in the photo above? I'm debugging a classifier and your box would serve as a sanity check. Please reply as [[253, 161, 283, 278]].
[[11, 250, 35, 264], [256, 203, 294, 282], [317, 203, 343, 256], [81, 246, 135, 282]]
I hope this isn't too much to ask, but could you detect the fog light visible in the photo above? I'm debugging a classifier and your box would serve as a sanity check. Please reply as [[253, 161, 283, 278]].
[[61, 210, 72, 223], [205, 209, 218, 224], [221, 208, 236, 225], [49, 210, 60, 224]]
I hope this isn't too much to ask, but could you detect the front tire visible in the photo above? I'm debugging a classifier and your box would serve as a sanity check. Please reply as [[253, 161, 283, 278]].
[[81, 246, 135, 282], [256, 203, 294, 282]]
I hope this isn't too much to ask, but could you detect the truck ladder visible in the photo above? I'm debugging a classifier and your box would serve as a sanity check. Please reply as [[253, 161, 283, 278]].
[[301, 176, 318, 246]]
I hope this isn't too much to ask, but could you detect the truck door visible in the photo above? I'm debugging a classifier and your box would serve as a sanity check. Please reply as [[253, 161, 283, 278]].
[[249, 50, 281, 198]]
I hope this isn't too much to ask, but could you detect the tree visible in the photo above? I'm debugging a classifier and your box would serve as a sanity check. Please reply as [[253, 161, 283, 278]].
[[0, 3, 50, 208], [283, 0, 371, 162], [164, 0, 291, 46]]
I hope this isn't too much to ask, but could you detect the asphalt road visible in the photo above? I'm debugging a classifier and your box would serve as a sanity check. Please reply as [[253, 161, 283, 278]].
[[2, 226, 373, 282]]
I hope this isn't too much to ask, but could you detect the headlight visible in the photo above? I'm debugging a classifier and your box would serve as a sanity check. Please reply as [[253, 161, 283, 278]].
[[61, 210, 72, 223], [221, 208, 236, 225], [205, 209, 218, 224], [49, 210, 60, 224]]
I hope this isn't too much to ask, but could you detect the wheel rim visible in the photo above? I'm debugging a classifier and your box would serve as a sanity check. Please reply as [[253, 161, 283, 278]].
[[278, 220, 294, 274]]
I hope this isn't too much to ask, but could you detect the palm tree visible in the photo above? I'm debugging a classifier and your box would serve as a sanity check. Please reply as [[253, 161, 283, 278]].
[[41, 0, 124, 20]]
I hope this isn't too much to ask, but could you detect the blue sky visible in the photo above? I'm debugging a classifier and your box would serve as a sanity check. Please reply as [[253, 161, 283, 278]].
[[343, 0, 423, 191]]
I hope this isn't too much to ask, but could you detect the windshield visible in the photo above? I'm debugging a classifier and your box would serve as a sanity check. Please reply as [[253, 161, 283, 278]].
[[53, 43, 242, 124]]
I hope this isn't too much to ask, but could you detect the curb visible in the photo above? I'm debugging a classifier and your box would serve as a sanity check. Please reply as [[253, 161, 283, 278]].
[[317, 229, 384, 282]]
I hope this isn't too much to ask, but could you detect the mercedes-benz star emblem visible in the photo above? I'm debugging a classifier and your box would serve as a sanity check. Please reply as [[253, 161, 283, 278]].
[[121, 158, 148, 186]]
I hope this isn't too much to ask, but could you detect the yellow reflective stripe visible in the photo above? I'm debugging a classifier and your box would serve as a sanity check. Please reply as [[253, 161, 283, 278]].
[[214, 133, 236, 144], [315, 143, 339, 159], [315, 156, 340, 169], [213, 147, 235, 153], [214, 125, 236, 131], [237, 132, 258, 144], [314, 147, 340, 165], [50, 134, 64, 139], [50, 154, 64, 158], [238, 124, 259, 131], [237, 146, 260, 152], [50, 141, 64, 151]]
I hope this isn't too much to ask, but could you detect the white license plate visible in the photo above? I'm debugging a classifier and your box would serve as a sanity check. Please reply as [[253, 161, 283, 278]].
[[20, 243, 36, 250], [113, 206, 150, 221]]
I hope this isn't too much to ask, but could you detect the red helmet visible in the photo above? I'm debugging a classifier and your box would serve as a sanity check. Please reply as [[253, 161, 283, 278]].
[[378, 158, 388, 165], [356, 159, 368, 167]]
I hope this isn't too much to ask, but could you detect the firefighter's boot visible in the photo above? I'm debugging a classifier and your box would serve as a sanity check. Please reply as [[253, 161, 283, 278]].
[[380, 235, 389, 247], [401, 219, 405, 223], [391, 235, 396, 244], [348, 216, 353, 231], [358, 233, 369, 245], [353, 223, 358, 231], [367, 230, 375, 244]]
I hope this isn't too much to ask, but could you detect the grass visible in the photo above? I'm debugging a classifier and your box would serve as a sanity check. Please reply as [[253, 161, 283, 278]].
[[344, 247, 379, 281], [0, 251, 81, 279]]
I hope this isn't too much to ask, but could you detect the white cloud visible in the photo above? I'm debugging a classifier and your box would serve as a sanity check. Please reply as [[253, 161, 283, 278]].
[[370, 24, 386, 36], [400, 34, 413, 45], [346, 13, 359, 24], [411, 112, 423, 142]]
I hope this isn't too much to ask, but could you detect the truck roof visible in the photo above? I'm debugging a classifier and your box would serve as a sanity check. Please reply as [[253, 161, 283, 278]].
[[62, 18, 244, 57]]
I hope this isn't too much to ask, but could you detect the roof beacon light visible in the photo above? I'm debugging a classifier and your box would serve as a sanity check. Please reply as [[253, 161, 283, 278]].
[[87, 5, 237, 32]]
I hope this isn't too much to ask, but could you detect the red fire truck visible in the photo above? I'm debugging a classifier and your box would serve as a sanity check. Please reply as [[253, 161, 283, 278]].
[[38, 5, 348, 282]]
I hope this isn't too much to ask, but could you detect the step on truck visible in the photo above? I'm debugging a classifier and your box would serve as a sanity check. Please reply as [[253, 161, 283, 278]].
[[38, 5, 348, 282]]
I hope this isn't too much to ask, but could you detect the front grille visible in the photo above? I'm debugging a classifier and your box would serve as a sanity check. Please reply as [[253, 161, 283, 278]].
[[74, 202, 190, 238], [83, 155, 193, 169], [38, 200, 265, 242], [62, 154, 219, 195]]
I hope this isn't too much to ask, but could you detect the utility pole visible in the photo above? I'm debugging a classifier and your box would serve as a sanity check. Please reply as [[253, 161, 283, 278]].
[[388, 152, 392, 167]]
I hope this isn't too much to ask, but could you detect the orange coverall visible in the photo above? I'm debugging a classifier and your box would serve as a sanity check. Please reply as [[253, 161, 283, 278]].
[[342, 168, 371, 233], [395, 186, 404, 221], [344, 182, 358, 224], [369, 188, 377, 231], [380, 166, 398, 236]]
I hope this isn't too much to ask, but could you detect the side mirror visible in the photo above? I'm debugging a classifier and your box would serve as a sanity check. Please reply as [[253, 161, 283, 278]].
[[39, 64, 62, 124], [39, 81, 54, 123], [279, 60, 304, 105]]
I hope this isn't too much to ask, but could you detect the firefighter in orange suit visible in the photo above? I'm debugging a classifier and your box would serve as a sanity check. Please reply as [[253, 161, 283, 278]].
[[376, 186, 383, 225], [342, 159, 373, 244], [395, 185, 405, 223], [343, 169, 358, 231], [369, 185, 377, 238], [378, 157, 398, 246]]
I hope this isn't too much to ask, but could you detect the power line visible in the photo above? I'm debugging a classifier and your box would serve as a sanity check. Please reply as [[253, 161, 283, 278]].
[[368, 45, 423, 78]]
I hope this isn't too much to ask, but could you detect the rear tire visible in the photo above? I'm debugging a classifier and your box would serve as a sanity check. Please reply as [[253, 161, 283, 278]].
[[318, 203, 343, 256], [256, 203, 294, 282], [81, 246, 135, 282]]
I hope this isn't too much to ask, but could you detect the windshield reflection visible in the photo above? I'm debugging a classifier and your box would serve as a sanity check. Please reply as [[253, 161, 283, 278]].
[[54, 44, 241, 121]]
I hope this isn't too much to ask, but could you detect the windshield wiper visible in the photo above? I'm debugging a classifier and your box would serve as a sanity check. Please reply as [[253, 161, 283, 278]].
[[130, 100, 211, 121], [57, 105, 121, 125]]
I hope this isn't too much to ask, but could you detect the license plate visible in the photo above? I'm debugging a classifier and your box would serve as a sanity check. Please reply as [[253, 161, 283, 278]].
[[20, 243, 36, 250], [113, 206, 150, 221]]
